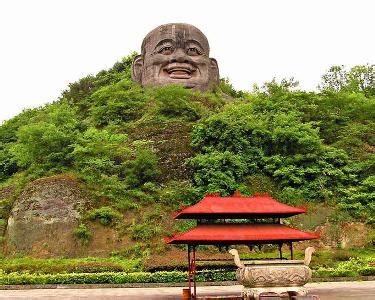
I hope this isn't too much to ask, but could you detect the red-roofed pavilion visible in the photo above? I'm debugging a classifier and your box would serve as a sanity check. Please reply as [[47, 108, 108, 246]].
[[174, 192, 307, 219], [166, 192, 319, 299]]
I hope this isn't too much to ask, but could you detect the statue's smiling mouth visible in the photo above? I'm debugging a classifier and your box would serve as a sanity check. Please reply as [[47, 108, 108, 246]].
[[165, 63, 196, 79]]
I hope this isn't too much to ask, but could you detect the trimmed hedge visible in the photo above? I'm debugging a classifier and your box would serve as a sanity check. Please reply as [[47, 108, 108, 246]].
[[0, 258, 373, 285], [0, 266, 374, 285], [359, 267, 375, 276], [0, 270, 236, 285]]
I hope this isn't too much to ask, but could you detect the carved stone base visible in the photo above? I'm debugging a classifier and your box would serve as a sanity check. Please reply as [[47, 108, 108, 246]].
[[243, 286, 308, 300], [236, 263, 312, 288]]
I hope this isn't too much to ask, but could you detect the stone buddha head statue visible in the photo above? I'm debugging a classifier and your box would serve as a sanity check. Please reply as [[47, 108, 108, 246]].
[[132, 23, 219, 91]]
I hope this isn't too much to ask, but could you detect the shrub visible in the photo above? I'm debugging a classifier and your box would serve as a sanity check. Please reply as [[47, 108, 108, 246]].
[[129, 223, 160, 242], [157, 180, 201, 207], [66, 261, 124, 273], [71, 127, 129, 182], [332, 250, 351, 262], [332, 269, 357, 277], [313, 257, 374, 278], [359, 267, 375, 276], [70, 127, 141, 205], [0, 146, 18, 182], [124, 149, 160, 188], [73, 224, 91, 245], [86, 207, 123, 226], [112, 244, 148, 259], [154, 85, 200, 120], [115, 198, 139, 210], [190, 150, 247, 194], [0, 199, 12, 220], [218, 78, 244, 98], [338, 175, 375, 223], [90, 79, 146, 126]]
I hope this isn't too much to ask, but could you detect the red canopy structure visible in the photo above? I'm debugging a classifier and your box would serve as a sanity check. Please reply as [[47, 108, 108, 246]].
[[167, 223, 318, 245], [174, 192, 307, 219], [166, 192, 319, 299]]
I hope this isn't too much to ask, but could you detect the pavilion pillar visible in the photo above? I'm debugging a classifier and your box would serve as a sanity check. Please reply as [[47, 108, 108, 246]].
[[193, 245, 197, 299], [187, 245, 197, 300], [187, 245, 192, 300], [278, 243, 283, 259]]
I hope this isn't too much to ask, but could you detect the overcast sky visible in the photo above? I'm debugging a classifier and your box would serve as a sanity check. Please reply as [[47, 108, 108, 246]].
[[1, 0, 374, 123]]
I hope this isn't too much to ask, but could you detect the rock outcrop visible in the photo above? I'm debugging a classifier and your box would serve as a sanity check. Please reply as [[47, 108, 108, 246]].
[[5, 175, 89, 257]]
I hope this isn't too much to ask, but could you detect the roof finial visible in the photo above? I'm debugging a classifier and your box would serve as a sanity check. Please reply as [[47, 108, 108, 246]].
[[233, 190, 242, 197]]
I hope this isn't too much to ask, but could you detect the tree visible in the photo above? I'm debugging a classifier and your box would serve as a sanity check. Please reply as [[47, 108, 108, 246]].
[[10, 103, 80, 171], [61, 52, 138, 115], [319, 64, 375, 97]]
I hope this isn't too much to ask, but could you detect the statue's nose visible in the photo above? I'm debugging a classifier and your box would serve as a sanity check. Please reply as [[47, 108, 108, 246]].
[[170, 48, 191, 63]]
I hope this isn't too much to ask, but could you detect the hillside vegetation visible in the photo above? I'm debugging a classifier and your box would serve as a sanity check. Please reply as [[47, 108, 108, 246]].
[[0, 54, 374, 259]]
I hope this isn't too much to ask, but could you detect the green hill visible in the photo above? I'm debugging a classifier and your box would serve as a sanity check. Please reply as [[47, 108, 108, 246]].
[[0, 55, 374, 261]]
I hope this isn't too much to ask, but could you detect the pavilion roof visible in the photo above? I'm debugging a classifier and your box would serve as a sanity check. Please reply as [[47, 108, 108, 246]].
[[174, 192, 307, 219], [166, 223, 319, 245]]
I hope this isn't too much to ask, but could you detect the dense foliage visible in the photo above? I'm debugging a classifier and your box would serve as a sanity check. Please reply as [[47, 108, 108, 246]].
[[190, 71, 374, 222], [0, 56, 374, 251]]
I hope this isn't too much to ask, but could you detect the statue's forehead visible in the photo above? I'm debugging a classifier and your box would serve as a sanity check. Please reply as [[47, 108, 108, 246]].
[[142, 24, 210, 54]]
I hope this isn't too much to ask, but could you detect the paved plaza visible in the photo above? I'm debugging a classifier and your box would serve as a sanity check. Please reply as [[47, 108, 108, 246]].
[[0, 281, 374, 299]]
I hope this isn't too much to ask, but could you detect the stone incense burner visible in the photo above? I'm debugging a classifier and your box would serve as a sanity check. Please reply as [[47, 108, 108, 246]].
[[229, 247, 315, 299]]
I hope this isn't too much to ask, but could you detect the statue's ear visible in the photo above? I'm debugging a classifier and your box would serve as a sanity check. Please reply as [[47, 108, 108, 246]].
[[131, 55, 143, 83], [210, 58, 219, 84]]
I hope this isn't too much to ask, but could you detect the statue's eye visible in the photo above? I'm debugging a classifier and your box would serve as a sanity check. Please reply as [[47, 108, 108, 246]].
[[186, 47, 200, 56], [159, 46, 173, 55]]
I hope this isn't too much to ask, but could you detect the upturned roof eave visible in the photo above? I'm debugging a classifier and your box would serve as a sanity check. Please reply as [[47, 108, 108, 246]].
[[166, 223, 320, 245], [172, 193, 307, 220], [174, 211, 305, 219]]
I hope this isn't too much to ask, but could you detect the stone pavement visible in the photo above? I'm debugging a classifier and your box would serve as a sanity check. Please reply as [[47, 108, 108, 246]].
[[0, 281, 374, 299]]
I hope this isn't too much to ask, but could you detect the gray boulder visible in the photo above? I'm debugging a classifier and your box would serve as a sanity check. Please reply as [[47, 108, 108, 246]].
[[5, 175, 88, 257]]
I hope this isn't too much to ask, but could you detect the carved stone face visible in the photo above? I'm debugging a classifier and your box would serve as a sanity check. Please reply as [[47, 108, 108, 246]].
[[132, 23, 219, 91]]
